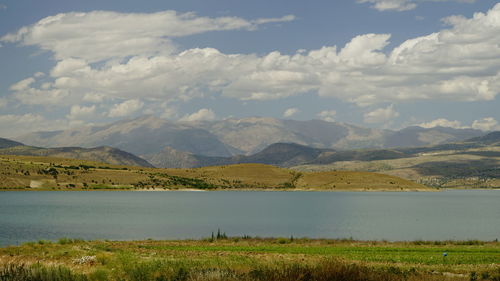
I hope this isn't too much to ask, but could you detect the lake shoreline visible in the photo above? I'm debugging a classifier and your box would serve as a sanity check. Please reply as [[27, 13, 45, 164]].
[[1, 187, 439, 192], [2, 190, 498, 246]]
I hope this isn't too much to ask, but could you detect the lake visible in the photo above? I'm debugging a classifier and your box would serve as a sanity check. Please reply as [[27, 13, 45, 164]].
[[0, 190, 499, 246]]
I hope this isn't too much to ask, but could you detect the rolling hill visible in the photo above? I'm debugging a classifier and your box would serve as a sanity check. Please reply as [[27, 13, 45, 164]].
[[293, 131, 500, 188], [0, 138, 153, 167], [0, 154, 431, 191], [141, 132, 500, 188], [0, 137, 24, 149]]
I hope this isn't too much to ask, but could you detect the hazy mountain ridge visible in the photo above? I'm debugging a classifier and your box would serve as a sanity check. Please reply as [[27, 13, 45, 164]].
[[14, 116, 485, 162], [0, 139, 153, 167], [18, 115, 236, 157], [146, 131, 500, 172]]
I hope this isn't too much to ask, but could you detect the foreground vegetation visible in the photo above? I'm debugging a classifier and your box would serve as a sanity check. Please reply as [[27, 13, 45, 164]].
[[0, 154, 431, 191], [0, 238, 499, 281]]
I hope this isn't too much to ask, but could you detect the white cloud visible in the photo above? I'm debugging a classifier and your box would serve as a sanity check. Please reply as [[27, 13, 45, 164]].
[[10, 77, 35, 91], [1, 10, 295, 63], [13, 87, 69, 106], [34, 72, 45, 78], [83, 93, 105, 103], [67, 105, 96, 120], [357, 0, 416, 12], [180, 108, 216, 122], [253, 15, 295, 25], [3, 4, 500, 114], [0, 98, 7, 108], [317, 110, 337, 122], [357, 0, 477, 12], [364, 104, 399, 123], [108, 99, 144, 118], [471, 117, 500, 131], [418, 118, 464, 129], [50, 58, 90, 77], [160, 106, 179, 119], [283, 107, 300, 118], [417, 117, 500, 131], [0, 114, 68, 137]]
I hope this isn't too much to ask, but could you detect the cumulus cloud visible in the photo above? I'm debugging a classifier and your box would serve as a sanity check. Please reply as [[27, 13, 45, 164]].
[[283, 107, 300, 118], [67, 105, 96, 120], [11, 82, 69, 106], [160, 106, 179, 119], [418, 118, 464, 129], [357, 0, 477, 12], [10, 77, 35, 91], [471, 117, 500, 131], [108, 99, 144, 117], [1, 10, 295, 62], [357, 0, 416, 11], [83, 93, 105, 103], [418, 117, 500, 131], [317, 110, 337, 122], [0, 98, 7, 108], [15, 4, 500, 107], [2, 4, 500, 128], [0, 114, 68, 137], [180, 108, 216, 122], [364, 104, 399, 123]]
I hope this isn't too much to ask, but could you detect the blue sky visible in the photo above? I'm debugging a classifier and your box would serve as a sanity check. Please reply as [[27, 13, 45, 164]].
[[1, 0, 500, 137]]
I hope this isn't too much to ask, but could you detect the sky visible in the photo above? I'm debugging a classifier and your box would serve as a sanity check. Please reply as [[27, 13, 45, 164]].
[[1, 0, 500, 137]]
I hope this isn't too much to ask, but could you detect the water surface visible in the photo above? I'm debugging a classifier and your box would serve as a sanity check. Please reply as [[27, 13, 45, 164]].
[[0, 190, 498, 246]]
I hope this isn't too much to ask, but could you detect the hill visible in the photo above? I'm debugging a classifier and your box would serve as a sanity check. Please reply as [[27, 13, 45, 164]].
[[465, 131, 500, 145], [0, 154, 431, 191], [0, 137, 24, 149], [0, 144, 153, 168], [293, 131, 500, 188], [144, 143, 330, 168]]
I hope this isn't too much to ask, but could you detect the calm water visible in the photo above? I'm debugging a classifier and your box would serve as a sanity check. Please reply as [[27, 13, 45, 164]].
[[0, 190, 499, 246]]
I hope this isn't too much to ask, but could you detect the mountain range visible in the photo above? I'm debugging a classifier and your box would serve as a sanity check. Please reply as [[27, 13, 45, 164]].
[[140, 130, 500, 169], [14, 115, 485, 168], [2, 117, 498, 188]]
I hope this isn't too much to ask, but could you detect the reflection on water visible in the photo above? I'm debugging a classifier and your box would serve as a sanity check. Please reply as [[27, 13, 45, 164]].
[[0, 190, 499, 246]]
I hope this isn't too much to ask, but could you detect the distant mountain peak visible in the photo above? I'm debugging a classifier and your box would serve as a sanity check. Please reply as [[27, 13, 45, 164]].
[[15, 116, 487, 165]]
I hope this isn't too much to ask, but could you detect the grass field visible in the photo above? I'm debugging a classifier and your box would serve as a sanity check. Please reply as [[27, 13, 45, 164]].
[[0, 238, 499, 280], [0, 154, 432, 191]]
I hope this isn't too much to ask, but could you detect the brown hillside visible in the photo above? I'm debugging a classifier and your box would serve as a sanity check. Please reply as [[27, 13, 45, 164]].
[[0, 155, 433, 191], [297, 171, 429, 191]]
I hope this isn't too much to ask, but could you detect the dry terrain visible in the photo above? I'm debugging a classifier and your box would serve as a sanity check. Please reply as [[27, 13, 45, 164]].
[[293, 146, 500, 189], [0, 154, 431, 191]]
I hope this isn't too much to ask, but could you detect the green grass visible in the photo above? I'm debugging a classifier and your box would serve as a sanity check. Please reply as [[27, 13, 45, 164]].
[[1, 238, 499, 281], [138, 243, 500, 265]]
